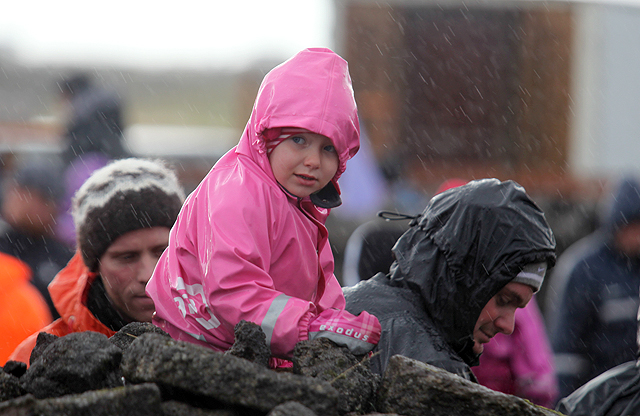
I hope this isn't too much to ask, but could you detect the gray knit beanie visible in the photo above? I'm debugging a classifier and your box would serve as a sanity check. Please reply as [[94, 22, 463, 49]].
[[72, 158, 185, 272], [512, 261, 547, 293]]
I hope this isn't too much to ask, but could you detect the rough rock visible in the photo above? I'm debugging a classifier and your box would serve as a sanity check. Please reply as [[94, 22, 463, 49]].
[[0, 371, 27, 402], [29, 332, 59, 366], [267, 401, 318, 416], [109, 322, 170, 351], [161, 400, 240, 416], [2, 361, 27, 378], [377, 355, 561, 416], [293, 338, 379, 415], [224, 320, 271, 368], [359, 414, 402, 416], [0, 326, 568, 416], [0, 393, 36, 415], [0, 383, 161, 416], [121, 333, 340, 415], [20, 331, 124, 399]]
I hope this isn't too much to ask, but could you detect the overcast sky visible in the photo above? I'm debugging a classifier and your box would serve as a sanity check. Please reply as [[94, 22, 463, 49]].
[[0, 0, 335, 70]]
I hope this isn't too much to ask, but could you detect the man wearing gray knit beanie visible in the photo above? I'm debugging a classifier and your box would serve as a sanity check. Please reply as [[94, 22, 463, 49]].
[[344, 179, 556, 379], [9, 158, 185, 365]]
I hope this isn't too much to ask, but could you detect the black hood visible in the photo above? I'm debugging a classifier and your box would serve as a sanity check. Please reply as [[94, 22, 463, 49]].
[[62, 83, 128, 164], [601, 175, 640, 235], [388, 178, 556, 363]]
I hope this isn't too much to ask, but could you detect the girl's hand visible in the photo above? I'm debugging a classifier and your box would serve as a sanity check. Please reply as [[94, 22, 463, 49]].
[[308, 308, 381, 355]]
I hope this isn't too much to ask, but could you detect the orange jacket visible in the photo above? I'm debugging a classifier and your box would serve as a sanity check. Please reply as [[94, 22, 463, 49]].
[[9, 251, 115, 365], [0, 252, 52, 365]]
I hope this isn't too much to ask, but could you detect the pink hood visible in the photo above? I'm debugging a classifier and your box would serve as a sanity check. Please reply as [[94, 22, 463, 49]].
[[238, 47, 360, 206], [146, 48, 360, 359], [246, 48, 359, 178]]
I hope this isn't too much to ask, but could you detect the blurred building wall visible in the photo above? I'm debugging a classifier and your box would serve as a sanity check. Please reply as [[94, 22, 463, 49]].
[[570, 3, 640, 178], [333, 0, 640, 201]]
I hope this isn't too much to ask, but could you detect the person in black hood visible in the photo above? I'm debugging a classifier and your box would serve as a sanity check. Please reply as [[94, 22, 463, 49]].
[[547, 175, 640, 401], [344, 178, 557, 379]]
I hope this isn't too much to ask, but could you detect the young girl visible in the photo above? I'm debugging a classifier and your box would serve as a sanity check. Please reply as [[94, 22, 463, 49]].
[[146, 48, 381, 363]]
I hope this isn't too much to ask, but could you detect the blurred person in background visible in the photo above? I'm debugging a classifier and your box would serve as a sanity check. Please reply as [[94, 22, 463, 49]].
[[9, 158, 184, 366], [331, 121, 389, 222], [344, 179, 556, 380], [0, 160, 74, 319], [58, 73, 128, 166], [341, 217, 407, 288], [0, 252, 52, 365], [325, 121, 390, 284], [556, 292, 640, 416], [54, 73, 130, 247], [548, 175, 640, 401], [339, 178, 465, 287]]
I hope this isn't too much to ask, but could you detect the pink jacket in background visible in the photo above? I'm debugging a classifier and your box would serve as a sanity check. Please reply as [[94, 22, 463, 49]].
[[146, 48, 361, 359], [472, 297, 559, 408]]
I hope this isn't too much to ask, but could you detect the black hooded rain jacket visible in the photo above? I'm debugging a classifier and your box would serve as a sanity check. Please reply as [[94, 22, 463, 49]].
[[344, 178, 556, 378]]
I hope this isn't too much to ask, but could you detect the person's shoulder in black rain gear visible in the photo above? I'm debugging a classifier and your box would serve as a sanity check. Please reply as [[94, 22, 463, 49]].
[[556, 360, 640, 416], [344, 178, 557, 379]]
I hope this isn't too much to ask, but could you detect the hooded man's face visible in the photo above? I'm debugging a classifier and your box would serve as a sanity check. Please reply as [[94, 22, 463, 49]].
[[472, 282, 534, 354]]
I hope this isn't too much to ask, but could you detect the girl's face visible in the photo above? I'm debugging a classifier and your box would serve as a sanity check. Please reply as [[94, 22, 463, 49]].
[[268, 131, 339, 198]]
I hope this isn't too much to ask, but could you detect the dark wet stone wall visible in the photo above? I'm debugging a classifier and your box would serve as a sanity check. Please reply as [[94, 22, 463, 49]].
[[0, 321, 563, 416]]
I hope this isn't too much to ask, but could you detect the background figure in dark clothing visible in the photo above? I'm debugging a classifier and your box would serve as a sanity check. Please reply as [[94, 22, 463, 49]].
[[344, 179, 556, 379], [341, 179, 465, 287], [55, 73, 131, 247], [547, 175, 640, 401], [556, 293, 640, 416], [58, 73, 128, 165], [341, 219, 408, 287], [0, 161, 74, 319]]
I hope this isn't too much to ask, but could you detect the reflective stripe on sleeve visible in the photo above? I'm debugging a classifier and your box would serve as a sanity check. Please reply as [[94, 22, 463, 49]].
[[600, 297, 640, 324], [554, 353, 590, 376], [261, 294, 291, 348]]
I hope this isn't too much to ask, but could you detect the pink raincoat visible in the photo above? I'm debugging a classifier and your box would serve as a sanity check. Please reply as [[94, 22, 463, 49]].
[[146, 48, 369, 359]]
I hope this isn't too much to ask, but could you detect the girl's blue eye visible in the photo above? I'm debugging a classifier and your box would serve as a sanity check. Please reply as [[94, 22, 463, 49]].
[[291, 136, 304, 144], [324, 145, 336, 153]]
